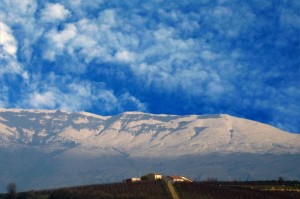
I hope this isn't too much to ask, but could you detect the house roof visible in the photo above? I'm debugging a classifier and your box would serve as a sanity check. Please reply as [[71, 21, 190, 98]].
[[167, 176, 193, 182], [168, 176, 183, 180]]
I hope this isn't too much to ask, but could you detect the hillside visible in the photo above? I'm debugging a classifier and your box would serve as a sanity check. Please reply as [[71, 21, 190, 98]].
[[0, 108, 300, 191]]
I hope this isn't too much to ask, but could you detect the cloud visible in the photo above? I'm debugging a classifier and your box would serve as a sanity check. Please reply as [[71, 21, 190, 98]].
[[0, 0, 37, 21], [28, 88, 95, 112], [154, 27, 174, 40], [0, 21, 27, 78], [119, 92, 147, 112], [29, 91, 57, 109], [98, 9, 116, 28], [0, 55, 22, 77], [0, 0, 299, 133], [0, 22, 17, 56], [115, 50, 136, 63], [23, 74, 147, 114], [40, 3, 70, 23], [0, 0, 42, 65], [43, 23, 77, 60], [200, 50, 218, 61], [49, 24, 77, 48]]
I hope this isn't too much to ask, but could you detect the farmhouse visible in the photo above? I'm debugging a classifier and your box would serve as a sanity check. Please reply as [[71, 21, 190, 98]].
[[146, 173, 163, 180], [166, 176, 193, 183], [124, 173, 193, 183], [123, 177, 141, 182], [180, 176, 193, 182]]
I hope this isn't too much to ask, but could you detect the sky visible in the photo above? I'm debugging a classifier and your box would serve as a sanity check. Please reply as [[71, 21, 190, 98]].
[[0, 0, 299, 133]]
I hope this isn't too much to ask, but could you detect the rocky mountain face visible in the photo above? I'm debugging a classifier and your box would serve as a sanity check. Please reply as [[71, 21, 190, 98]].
[[0, 108, 299, 191]]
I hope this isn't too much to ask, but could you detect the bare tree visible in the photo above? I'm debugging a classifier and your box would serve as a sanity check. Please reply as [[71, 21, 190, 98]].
[[6, 183, 17, 199]]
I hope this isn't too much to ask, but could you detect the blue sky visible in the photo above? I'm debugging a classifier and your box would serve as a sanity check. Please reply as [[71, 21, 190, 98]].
[[0, 0, 299, 133]]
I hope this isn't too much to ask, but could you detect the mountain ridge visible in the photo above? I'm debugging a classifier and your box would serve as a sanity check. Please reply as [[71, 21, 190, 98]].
[[0, 108, 295, 133], [0, 108, 299, 156], [0, 108, 299, 191]]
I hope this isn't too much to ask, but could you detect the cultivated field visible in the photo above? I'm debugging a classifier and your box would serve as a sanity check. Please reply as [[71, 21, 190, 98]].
[[175, 182, 300, 199], [1, 180, 300, 199]]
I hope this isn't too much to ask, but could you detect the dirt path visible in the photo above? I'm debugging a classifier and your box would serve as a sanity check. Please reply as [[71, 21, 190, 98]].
[[166, 181, 180, 199]]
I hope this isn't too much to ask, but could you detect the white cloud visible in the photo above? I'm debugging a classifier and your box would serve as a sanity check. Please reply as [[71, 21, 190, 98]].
[[200, 50, 218, 61], [15, 0, 37, 14], [40, 3, 70, 23], [115, 50, 136, 62], [24, 77, 146, 114], [98, 9, 116, 29], [42, 15, 139, 64], [0, 21, 26, 77], [96, 90, 119, 112], [120, 93, 147, 112], [49, 24, 77, 48], [69, 82, 91, 97], [0, 22, 17, 56], [200, 3, 255, 38], [29, 91, 57, 109], [28, 88, 89, 111], [38, 5, 235, 101], [154, 27, 174, 40], [0, 53, 24, 79], [1, 0, 37, 19], [77, 18, 99, 34], [43, 23, 77, 60], [0, 0, 41, 64]]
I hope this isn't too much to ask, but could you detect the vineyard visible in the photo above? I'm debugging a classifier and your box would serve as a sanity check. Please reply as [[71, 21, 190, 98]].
[[1, 180, 300, 199], [174, 182, 300, 199], [33, 181, 171, 199]]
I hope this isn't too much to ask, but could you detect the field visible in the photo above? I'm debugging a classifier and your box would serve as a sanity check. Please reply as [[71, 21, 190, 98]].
[[3, 181, 172, 199], [174, 182, 300, 199], [1, 180, 300, 199]]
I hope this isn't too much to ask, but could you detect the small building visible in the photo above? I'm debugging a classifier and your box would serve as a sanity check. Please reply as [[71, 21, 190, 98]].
[[146, 173, 162, 180], [180, 176, 193, 182], [123, 177, 141, 182], [166, 176, 193, 183]]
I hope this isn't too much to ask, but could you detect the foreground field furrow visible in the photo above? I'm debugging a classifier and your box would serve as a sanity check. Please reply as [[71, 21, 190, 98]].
[[1, 181, 300, 199], [175, 182, 300, 199], [34, 181, 172, 199]]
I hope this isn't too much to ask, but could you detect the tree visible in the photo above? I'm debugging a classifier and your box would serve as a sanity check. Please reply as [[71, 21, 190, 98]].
[[6, 183, 16, 199], [141, 175, 149, 181], [278, 176, 285, 185]]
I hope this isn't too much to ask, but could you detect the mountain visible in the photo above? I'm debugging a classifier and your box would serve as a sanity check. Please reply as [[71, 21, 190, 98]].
[[0, 108, 299, 191]]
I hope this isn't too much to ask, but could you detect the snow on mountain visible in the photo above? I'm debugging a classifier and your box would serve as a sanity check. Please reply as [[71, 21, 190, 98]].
[[0, 108, 299, 155], [0, 108, 299, 191]]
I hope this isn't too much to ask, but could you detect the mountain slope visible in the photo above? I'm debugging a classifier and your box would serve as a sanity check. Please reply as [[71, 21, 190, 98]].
[[0, 108, 299, 191]]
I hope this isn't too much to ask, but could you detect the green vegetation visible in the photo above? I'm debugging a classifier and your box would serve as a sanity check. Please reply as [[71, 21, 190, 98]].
[[140, 175, 149, 181]]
